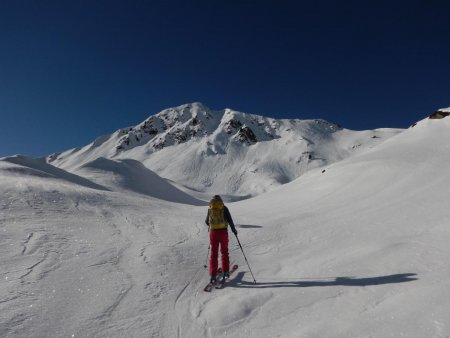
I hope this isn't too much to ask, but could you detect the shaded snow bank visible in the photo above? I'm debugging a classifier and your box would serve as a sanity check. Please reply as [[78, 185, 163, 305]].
[[77, 157, 206, 205]]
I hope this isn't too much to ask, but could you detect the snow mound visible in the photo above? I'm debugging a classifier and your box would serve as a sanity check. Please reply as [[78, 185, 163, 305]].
[[77, 157, 206, 205], [0, 155, 107, 191]]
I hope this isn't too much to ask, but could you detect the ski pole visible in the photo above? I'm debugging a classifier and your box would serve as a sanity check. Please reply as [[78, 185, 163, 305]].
[[203, 244, 210, 269], [235, 234, 257, 284]]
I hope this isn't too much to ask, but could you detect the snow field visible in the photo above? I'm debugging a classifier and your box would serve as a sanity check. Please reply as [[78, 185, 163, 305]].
[[1, 114, 450, 337]]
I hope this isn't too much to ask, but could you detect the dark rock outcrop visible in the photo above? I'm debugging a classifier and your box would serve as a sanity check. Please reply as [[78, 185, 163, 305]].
[[429, 111, 450, 119], [237, 126, 258, 144]]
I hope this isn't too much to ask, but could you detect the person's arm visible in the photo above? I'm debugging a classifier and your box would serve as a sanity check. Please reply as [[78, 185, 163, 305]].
[[224, 206, 237, 235], [205, 209, 210, 226]]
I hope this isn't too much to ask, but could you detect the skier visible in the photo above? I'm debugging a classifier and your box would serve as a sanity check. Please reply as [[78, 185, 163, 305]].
[[205, 195, 238, 283]]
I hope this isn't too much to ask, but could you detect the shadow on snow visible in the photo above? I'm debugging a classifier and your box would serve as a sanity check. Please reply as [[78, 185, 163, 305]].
[[237, 224, 263, 229], [229, 272, 418, 288]]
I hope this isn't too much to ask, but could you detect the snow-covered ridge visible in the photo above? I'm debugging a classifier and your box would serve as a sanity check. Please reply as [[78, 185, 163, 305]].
[[46, 103, 403, 199], [47, 102, 342, 161], [113, 102, 341, 152]]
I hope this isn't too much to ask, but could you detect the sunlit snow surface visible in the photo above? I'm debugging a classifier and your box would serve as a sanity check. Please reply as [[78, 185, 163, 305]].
[[2, 113, 450, 337]]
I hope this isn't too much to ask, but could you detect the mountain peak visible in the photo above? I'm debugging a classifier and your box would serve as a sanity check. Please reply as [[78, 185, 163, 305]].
[[115, 103, 284, 152], [116, 102, 214, 151], [46, 103, 403, 198]]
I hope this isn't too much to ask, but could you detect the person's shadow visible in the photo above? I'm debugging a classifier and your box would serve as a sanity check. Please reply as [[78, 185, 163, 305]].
[[228, 272, 417, 288]]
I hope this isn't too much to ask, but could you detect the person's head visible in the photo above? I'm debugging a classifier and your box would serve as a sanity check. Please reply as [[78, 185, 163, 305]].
[[212, 195, 222, 201]]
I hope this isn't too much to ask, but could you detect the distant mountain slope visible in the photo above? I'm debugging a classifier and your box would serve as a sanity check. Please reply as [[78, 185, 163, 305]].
[[47, 103, 403, 199]]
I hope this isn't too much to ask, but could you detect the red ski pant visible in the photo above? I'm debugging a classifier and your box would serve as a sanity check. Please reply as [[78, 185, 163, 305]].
[[209, 229, 229, 276]]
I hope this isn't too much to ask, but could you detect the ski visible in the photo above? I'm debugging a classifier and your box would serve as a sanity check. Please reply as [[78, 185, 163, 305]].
[[215, 264, 238, 289], [203, 282, 215, 292], [203, 268, 222, 292]]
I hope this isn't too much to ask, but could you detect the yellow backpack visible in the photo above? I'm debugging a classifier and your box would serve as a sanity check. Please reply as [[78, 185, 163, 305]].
[[208, 199, 226, 230]]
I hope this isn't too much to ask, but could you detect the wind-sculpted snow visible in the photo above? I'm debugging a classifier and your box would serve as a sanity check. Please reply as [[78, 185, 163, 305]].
[[0, 163, 207, 337], [198, 291, 273, 328]]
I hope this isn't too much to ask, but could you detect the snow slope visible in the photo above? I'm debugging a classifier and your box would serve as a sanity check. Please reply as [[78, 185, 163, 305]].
[[75, 157, 205, 205], [2, 111, 450, 338], [0, 157, 205, 337], [220, 115, 450, 337], [2, 155, 108, 191], [47, 103, 402, 199]]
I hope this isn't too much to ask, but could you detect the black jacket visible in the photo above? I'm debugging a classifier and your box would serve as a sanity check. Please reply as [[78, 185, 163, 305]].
[[205, 206, 237, 234]]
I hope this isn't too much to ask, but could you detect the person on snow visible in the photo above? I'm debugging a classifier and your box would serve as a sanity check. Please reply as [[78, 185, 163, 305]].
[[205, 195, 238, 283]]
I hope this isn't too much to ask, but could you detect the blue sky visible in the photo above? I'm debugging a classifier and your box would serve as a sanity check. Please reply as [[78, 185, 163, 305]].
[[1, 0, 449, 157]]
